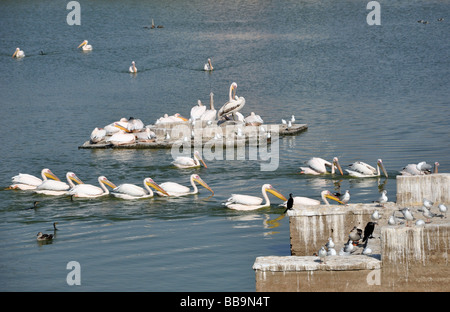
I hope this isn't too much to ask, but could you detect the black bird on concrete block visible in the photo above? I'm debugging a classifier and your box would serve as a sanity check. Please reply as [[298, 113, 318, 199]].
[[362, 222, 377, 242], [284, 193, 294, 213]]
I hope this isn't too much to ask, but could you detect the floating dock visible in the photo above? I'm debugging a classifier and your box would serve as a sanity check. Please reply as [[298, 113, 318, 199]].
[[253, 173, 450, 292], [79, 122, 308, 149]]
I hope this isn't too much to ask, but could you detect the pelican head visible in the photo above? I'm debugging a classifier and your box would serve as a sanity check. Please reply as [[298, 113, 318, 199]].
[[42, 168, 61, 181], [263, 184, 287, 202], [99, 176, 117, 189], [333, 157, 344, 175], [12, 47, 23, 58], [323, 190, 345, 205], [377, 159, 388, 178], [193, 151, 207, 168], [192, 174, 214, 195], [66, 172, 84, 185], [144, 178, 170, 196], [78, 40, 88, 48], [174, 113, 188, 121]]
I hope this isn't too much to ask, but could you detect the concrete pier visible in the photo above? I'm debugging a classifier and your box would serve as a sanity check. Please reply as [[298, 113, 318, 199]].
[[253, 174, 450, 292]]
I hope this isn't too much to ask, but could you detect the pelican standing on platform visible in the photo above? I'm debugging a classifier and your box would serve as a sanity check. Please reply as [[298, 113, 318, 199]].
[[204, 58, 214, 71], [190, 100, 207, 121], [12, 47, 25, 58], [217, 82, 245, 120], [111, 178, 169, 199], [68, 176, 117, 198], [299, 157, 343, 175], [156, 174, 214, 197], [224, 184, 287, 211], [172, 151, 207, 169], [200, 92, 217, 121], [346, 159, 388, 178], [78, 40, 92, 51], [129, 61, 137, 73], [280, 190, 345, 208]]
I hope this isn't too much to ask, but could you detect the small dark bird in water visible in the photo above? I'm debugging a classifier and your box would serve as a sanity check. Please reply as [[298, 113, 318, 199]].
[[26, 201, 40, 210], [437, 18, 444, 21], [284, 193, 294, 213], [37, 232, 53, 241], [39, 50, 45, 55], [362, 221, 377, 242]]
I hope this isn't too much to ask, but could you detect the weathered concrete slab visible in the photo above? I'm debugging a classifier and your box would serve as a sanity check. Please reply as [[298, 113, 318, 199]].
[[396, 173, 450, 206]]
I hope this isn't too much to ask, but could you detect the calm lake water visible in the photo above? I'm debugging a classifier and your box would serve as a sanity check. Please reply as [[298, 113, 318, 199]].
[[0, 0, 448, 292]]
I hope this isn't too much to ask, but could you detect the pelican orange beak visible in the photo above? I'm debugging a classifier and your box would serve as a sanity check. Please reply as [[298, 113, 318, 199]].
[[324, 191, 345, 205], [114, 123, 131, 133], [266, 187, 288, 202], [145, 179, 170, 196], [44, 170, 61, 181], [12, 49, 18, 58], [69, 173, 84, 185], [176, 115, 188, 122], [333, 157, 344, 175], [101, 178, 117, 189], [194, 152, 207, 168], [78, 40, 87, 48], [193, 176, 214, 195], [377, 159, 388, 178]]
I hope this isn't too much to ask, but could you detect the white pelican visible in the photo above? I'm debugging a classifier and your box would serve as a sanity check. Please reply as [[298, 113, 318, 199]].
[[135, 128, 156, 142], [129, 61, 137, 73], [244, 112, 264, 126], [217, 82, 246, 120], [346, 159, 388, 178], [280, 190, 344, 208], [104, 117, 128, 135], [172, 151, 207, 169], [156, 174, 214, 197], [106, 124, 136, 146], [111, 178, 169, 200], [78, 40, 92, 51], [204, 58, 214, 71], [90, 127, 106, 143], [113, 117, 144, 133], [155, 113, 188, 124], [35, 171, 83, 196], [224, 184, 287, 211], [9, 168, 60, 190], [12, 47, 25, 58], [191, 100, 207, 121], [299, 157, 343, 175], [200, 92, 217, 121], [68, 176, 117, 198]]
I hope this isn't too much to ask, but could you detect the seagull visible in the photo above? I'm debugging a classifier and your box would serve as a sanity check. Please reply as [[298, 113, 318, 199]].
[[318, 246, 327, 263], [340, 240, 354, 255], [362, 241, 372, 255], [334, 190, 350, 204], [290, 115, 295, 123], [325, 237, 335, 249], [422, 206, 437, 223], [281, 119, 286, 125], [416, 219, 426, 226], [362, 222, 377, 242], [423, 198, 433, 210], [399, 207, 415, 227], [438, 204, 447, 218], [371, 210, 381, 221], [349, 226, 362, 243], [373, 190, 388, 207], [26, 201, 40, 210], [327, 248, 337, 256], [388, 212, 397, 225]]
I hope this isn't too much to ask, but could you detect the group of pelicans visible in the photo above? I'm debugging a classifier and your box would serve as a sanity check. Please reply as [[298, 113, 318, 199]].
[[88, 81, 269, 146]]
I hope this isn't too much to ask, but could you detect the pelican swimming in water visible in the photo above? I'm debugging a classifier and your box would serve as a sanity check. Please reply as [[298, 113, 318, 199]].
[[204, 58, 214, 71], [224, 184, 287, 211], [299, 157, 343, 175], [35, 171, 83, 196], [244, 112, 264, 126], [129, 61, 137, 73], [200, 92, 217, 121], [280, 190, 345, 208], [346, 159, 388, 178], [111, 178, 169, 200], [156, 174, 214, 197], [12, 47, 25, 58], [9, 168, 60, 190], [217, 82, 245, 120], [68, 175, 117, 198], [172, 151, 207, 169], [78, 40, 92, 51]]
